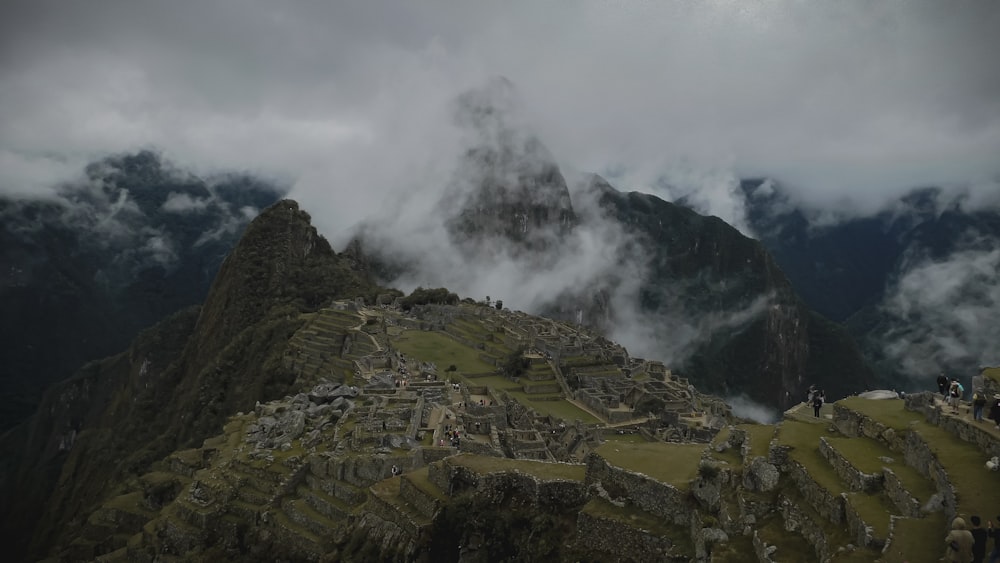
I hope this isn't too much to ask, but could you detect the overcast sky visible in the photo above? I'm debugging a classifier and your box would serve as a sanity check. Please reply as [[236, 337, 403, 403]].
[[2, 0, 999, 239]]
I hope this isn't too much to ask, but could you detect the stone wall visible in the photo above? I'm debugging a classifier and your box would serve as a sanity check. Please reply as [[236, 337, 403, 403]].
[[844, 495, 884, 550], [818, 437, 882, 493], [902, 430, 956, 521], [786, 461, 844, 524], [584, 453, 691, 525], [778, 493, 830, 562], [574, 510, 682, 561], [882, 468, 922, 518], [832, 404, 906, 451], [907, 393, 1000, 458]]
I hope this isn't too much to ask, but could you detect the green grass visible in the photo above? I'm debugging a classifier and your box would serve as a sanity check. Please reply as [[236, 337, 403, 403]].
[[581, 497, 676, 536], [595, 442, 705, 489], [845, 492, 893, 539], [983, 367, 1000, 385], [447, 454, 586, 481], [707, 427, 743, 467], [825, 436, 935, 503], [880, 512, 948, 563], [603, 432, 650, 444], [836, 397, 1000, 522], [755, 513, 816, 562], [836, 397, 920, 431], [392, 330, 495, 374], [403, 467, 448, 501], [776, 420, 845, 495], [739, 423, 776, 459]]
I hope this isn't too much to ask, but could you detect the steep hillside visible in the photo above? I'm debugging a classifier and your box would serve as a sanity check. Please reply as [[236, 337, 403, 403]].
[[0, 151, 283, 430], [737, 180, 1000, 386], [0, 199, 377, 561]]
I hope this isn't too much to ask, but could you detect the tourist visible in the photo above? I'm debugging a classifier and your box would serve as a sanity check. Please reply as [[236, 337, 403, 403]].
[[938, 373, 951, 398], [812, 392, 824, 417], [975, 392, 988, 423], [972, 516, 988, 563], [990, 395, 1000, 430], [945, 517, 975, 563], [988, 517, 1000, 563], [949, 379, 964, 414]]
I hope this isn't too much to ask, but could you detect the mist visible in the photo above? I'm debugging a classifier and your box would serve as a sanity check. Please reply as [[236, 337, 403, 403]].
[[881, 239, 1000, 379]]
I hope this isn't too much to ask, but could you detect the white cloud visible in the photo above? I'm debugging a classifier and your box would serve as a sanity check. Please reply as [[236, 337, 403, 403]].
[[880, 240, 1000, 378], [0, 0, 996, 231]]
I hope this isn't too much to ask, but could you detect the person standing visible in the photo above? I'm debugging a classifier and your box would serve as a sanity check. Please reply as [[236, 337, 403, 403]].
[[975, 392, 988, 423], [938, 373, 951, 398], [946, 517, 975, 563], [972, 516, 988, 563], [988, 517, 1000, 563], [990, 395, 1000, 430], [950, 379, 964, 414], [812, 391, 824, 417]]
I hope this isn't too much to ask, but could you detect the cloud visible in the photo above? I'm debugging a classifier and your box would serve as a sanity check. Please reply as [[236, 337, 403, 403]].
[[161, 192, 210, 213], [0, 0, 996, 236], [880, 238, 1000, 378], [725, 395, 780, 424]]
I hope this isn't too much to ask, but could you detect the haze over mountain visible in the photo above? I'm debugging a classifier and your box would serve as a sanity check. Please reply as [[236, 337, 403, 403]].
[[0, 2, 996, 427], [719, 180, 1000, 388], [0, 151, 284, 429]]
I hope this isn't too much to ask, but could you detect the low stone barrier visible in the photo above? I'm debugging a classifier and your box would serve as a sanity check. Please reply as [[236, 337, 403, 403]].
[[786, 461, 844, 525], [575, 509, 680, 561], [882, 468, 922, 518], [818, 437, 883, 493], [584, 453, 691, 525]]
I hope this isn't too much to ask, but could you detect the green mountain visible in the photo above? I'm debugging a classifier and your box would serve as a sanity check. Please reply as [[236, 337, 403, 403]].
[[0, 151, 283, 430], [0, 199, 380, 560], [1, 199, 994, 562]]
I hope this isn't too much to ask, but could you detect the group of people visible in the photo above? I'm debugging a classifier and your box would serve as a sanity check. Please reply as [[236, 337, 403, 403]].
[[936, 372, 1000, 429], [944, 515, 1000, 563]]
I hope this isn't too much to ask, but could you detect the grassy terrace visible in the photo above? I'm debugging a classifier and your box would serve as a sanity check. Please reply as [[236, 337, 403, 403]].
[[447, 453, 586, 481], [824, 435, 935, 504], [739, 423, 775, 459], [595, 442, 705, 489], [403, 467, 448, 501], [392, 330, 495, 374], [837, 397, 1000, 523], [505, 391, 601, 424], [776, 419, 896, 538], [708, 427, 743, 467], [582, 497, 687, 541], [881, 512, 949, 563]]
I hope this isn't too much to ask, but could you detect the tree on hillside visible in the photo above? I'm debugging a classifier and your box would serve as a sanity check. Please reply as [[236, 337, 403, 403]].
[[399, 287, 459, 311], [503, 347, 530, 379]]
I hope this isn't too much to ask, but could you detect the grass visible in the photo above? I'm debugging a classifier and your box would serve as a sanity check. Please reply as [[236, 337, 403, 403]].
[[505, 392, 601, 424], [836, 397, 920, 431], [845, 492, 893, 539], [776, 420, 845, 495], [755, 513, 816, 562], [594, 442, 705, 489], [603, 432, 650, 444], [392, 330, 495, 375], [581, 497, 679, 537], [708, 427, 743, 467], [825, 435, 935, 503], [403, 467, 448, 501], [880, 512, 948, 563], [447, 453, 587, 481], [836, 397, 1000, 522], [739, 423, 776, 459], [983, 367, 1000, 385]]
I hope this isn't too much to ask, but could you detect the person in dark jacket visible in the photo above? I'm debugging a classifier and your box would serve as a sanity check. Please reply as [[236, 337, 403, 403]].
[[990, 395, 1000, 430], [938, 374, 951, 397], [972, 515, 988, 563], [989, 516, 1000, 563]]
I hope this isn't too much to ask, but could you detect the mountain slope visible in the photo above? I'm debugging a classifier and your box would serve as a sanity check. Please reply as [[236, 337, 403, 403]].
[[0, 199, 378, 561], [0, 151, 283, 430]]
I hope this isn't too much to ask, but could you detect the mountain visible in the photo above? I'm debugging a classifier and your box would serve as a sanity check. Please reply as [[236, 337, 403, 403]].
[[351, 81, 872, 411], [2, 196, 993, 560], [0, 199, 381, 560], [735, 180, 1000, 386], [0, 151, 284, 430]]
